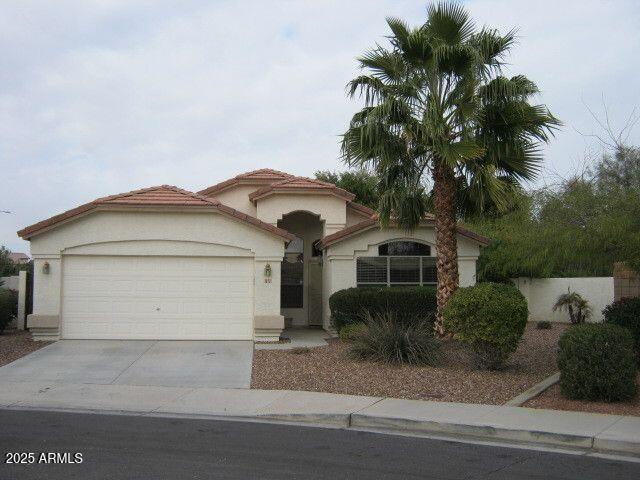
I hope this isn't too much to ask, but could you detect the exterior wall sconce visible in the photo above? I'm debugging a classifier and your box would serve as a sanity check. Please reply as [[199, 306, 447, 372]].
[[264, 263, 272, 283], [42, 261, 50, 274]]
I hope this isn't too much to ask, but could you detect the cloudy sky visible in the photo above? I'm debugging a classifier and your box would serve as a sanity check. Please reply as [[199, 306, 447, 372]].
[[2, 0, 639, 253]]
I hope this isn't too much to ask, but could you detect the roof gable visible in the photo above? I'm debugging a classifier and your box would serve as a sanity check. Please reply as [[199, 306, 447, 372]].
[[18, 185, 294, 241], [248, 177, 356, 203], [198, 169, 295, 197], [101, 185, 213, 206], [317, 215, 490, 249]]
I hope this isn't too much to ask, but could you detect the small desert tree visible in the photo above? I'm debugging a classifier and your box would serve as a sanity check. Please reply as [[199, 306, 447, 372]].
[[553, 289, 592, 324]]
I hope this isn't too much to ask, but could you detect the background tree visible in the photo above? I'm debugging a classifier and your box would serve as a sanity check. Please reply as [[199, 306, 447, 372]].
[[466, 125, 640, 280], [0, 247, 18, 276], [315, 169, 380, 209], [341, 3, 558, 331]]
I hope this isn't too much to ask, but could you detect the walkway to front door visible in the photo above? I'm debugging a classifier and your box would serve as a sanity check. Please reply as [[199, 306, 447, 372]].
[[254, 328, 330, 351]]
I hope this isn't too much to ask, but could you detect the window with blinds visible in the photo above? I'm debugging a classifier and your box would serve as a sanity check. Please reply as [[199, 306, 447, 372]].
[[356, 255, 436, 287]]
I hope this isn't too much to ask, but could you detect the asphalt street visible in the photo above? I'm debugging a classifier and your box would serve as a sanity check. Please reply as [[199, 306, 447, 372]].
[[0, 409, 638, 479]]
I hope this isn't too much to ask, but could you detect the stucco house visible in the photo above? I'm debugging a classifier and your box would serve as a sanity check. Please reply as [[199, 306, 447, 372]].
[[18, 169, 489, 341]]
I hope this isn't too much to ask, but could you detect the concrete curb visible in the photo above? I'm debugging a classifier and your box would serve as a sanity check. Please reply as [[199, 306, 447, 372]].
[[6, 402, 639, 457], [350, 412, 593, 450], [1, 383, 638, 458], [505, 372, 560, 406]]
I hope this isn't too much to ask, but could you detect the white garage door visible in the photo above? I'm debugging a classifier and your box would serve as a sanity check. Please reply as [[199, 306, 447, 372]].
[[62, 255, 254, 340]]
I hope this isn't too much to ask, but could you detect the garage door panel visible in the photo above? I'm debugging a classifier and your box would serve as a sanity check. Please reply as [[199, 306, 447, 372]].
[[62, 256, 254, 340]]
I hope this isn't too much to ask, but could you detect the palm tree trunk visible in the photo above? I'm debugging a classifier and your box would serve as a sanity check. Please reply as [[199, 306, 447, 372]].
[[432, 160, 459, 335]]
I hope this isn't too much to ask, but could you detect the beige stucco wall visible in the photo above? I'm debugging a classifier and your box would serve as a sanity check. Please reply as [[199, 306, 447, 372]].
[[346, 207, 370, 227], [256, 194, 347, 235], [28, 209, 286, 336], [322, 226, 482, 329], [513, 277, 614, 323], [210, 185, 260, 216]]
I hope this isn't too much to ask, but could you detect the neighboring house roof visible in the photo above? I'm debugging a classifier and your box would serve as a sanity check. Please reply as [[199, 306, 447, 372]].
[[198, 168, 295, 197], [248, 177, 356, 203], [317, 215, 490, 249], [8, 252, 30, 262], [17, 185, 294, 241]]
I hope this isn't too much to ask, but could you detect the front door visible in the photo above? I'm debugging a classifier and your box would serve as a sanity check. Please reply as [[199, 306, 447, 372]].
[[281, 236, 304, 326]]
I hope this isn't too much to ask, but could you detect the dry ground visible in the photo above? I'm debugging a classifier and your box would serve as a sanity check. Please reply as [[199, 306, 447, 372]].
[[0, 330, 52, 367], [524, 375, 640, 416], [252, 324, 565, 405]]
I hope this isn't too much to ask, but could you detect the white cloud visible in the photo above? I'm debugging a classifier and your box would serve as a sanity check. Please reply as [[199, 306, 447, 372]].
[[1, 0, 639, 252]]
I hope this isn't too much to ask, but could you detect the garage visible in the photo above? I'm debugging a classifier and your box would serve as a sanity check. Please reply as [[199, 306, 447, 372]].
[[18, 184, 292, 341], [62, 255, 254, 340]]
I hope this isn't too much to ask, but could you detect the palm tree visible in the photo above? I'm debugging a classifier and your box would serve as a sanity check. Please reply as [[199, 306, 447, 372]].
[[553, 289, 592, 324], [341, 3, 559, 332]]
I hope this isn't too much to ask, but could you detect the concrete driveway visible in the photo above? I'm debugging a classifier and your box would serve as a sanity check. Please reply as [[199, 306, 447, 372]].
[[0, 340, 253, 389]]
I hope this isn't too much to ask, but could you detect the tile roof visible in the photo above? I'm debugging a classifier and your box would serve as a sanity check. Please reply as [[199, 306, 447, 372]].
[[17, 185, 294, 241], [248, 177, 356, 202], [198, 169, 295, 196], [317, 214, 490, 249], [8, 252, 30, 262]]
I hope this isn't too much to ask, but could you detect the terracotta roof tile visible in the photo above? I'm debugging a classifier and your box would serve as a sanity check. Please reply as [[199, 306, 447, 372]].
[[248, 177, 356, 202], [318, 214, 489, 249], [18, 185, 294, 242], [198, 169, 295, 196], [318, 218, 378, 248]]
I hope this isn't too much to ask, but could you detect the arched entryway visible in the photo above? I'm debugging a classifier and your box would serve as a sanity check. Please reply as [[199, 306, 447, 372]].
[[277, 211, 323, 327]]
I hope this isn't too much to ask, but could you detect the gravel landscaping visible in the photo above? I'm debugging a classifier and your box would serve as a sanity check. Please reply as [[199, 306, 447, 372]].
[[252, 324, 566, 405], [0, 330, 52, 367], [523, 375, 640, 416]]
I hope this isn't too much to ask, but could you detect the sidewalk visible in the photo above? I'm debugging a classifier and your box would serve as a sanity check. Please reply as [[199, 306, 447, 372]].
[[1, 381, 638, 457]]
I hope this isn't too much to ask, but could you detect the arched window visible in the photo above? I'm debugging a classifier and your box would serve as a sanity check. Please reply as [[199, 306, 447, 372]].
[[357, 240, 436, 287], [378, 241, 430, 256]]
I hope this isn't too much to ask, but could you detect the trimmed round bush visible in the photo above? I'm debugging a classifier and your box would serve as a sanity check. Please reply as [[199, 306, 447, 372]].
[[442, 282, 528, 370], [603, 297, 640, 363], [0, 289, 18, 334], [558, 323, 637, 402], [329, 286, 436, 331], [348, 311, 440, 365]]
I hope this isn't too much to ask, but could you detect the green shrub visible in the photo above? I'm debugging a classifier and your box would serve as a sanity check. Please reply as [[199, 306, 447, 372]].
[[558, 323, 637, 402], [348, 311, 441, 365], [339, 322, 366, 342], [536, 321, 552, 330], [442, 282, 528, 370], [329, 286, 436, 331], [0, 289, 18, 334], [603, 297, 640, 363]]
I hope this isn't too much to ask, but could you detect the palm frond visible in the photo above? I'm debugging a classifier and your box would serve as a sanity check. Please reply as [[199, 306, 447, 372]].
[[471, 28, 516, 76], [347, 75, 388, 104], [434, 139, 485, 167], [358, 46, 407, 83], [425, 2, 475, 45]]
